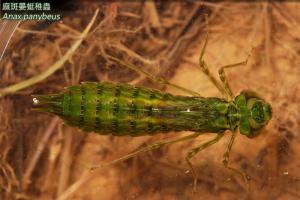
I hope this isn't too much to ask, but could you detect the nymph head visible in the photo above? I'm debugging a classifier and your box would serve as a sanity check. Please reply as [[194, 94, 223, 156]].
[[234, 90, 272, 138]]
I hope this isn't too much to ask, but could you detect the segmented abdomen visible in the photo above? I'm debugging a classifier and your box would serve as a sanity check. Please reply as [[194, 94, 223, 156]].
[[33, 82, 230, 136]]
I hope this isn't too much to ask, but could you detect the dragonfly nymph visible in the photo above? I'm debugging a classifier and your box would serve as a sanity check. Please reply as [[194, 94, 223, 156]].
[[32, 82, 272, 138], [32, 27, 272, 189]]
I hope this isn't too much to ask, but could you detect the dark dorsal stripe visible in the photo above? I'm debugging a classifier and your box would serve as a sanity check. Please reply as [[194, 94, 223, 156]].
[[115, 85, 121, 97], [161, 123, 168, 132], [112, 100, 119, 116], [130, 102, 137, 115], [95, 84, 104, 129], [147, 122, 154, 133], [95, 117, 101, 129], [97, 83, 104, 95], [149, 90, 156, 99], [68, 90, 72, 114], [130, 120, 136, 133], [132, 87, 139, 98], [112, 119, 119, 133], [79, 85, 86, 126], [146, 105, 153, 117]]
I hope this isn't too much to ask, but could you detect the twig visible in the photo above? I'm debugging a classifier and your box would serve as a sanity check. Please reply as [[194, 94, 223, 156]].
[[57, 23, 81, 36], [57, 129, 73, 196], [23, 117, 60, 190], [109, 42, 159, 65], [89, 3, 117, 36], [152, 3, 223, 82], [143, 1, 161, 29], [119, 11, 141, 19], [57, 170, 94, 200], [0, 20, 21, 61], [0, 8, 99, 98], [105, 26, 143, 34], [40, 132, 62, 193], [16, 28, 79, 39]]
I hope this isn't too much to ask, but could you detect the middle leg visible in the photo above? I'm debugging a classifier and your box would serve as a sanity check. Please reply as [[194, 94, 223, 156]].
[[197, 16, 228, 98], [222, 130, 250, 190], [197, 15, 252, 100], [185, 133, 224, 191]]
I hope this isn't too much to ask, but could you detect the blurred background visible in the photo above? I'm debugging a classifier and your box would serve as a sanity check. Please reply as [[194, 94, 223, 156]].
[[0, 1, 300, 200]]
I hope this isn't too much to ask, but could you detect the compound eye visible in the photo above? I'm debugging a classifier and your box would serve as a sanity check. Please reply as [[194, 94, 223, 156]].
[[247, 99, 264, 122], [251, 101, 264, 123], [265, 103, 272, 119]]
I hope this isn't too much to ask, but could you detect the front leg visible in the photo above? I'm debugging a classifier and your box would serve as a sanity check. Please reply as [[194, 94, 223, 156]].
[[218, 52, 251, 100]]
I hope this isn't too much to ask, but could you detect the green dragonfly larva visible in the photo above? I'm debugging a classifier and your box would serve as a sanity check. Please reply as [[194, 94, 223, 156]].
[[31, 26, 272, 188], [32, 82, 272, 138]]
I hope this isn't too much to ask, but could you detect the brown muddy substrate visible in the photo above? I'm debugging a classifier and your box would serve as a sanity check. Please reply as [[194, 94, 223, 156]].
[[0, 2, 300, 200]]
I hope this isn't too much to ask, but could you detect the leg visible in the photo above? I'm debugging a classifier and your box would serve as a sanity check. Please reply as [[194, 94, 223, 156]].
[[218, 51, 251, 99], [107, 55, 200, 97], [197, 16, 227, 98], [90, 132, 201, 170], [197, 15, 252, 100], [185, 133, 224, 191], [223, 130, 250, 189]]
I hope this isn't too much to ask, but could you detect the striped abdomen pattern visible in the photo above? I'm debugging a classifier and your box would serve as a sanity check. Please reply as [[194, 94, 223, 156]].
[[33, 82, 232, 136]]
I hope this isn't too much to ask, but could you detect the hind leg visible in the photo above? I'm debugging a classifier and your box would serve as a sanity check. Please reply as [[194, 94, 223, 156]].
[[107, 55, 200, 96], [90, 132, 202, 170]]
